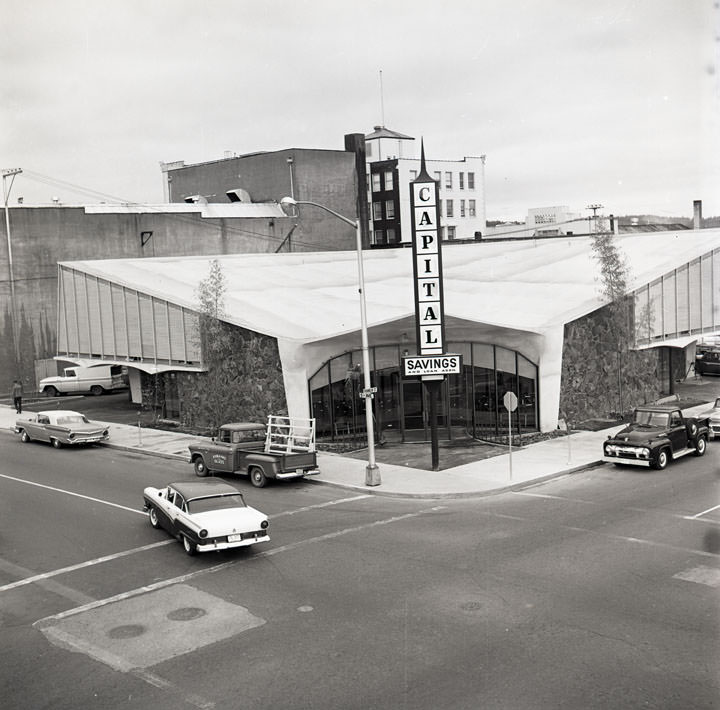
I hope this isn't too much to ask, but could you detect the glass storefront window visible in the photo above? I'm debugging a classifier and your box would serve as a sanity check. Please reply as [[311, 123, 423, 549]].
[[309, 342, 538, 443]]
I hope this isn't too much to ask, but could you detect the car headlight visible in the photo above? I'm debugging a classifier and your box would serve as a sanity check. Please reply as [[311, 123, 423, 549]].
[[261, 520, 269, 529], [103, 430, 109, 437], [641, 448, 650, 457], [199, 529, 208, 539], [68, 433, 75, 440]]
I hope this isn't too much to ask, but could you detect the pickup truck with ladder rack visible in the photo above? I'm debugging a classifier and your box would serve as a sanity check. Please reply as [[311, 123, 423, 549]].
[[188, 416, 319, 488]]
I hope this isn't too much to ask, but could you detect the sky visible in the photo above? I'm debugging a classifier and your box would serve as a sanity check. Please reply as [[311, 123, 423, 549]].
[[2, 0, 718, 221]]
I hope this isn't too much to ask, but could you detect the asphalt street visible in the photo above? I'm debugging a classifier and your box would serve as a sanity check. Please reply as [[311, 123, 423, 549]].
[[0, 428, 718, 709]]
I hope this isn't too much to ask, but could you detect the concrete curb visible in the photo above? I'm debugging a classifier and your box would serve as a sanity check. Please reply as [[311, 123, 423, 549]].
[[303, 461, 604, 499], [100, 441, 188, 462]]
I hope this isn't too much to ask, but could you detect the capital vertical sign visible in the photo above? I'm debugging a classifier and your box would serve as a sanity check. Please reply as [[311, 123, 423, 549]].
[[403, 146, 460, 379]]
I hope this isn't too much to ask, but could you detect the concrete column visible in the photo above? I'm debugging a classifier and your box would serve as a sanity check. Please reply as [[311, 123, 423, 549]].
[[537, 325, 565, 432], [277, 338, 311, 419]]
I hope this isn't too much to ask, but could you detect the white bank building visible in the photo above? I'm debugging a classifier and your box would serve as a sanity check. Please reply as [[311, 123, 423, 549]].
[[54, 229, 720, 442]]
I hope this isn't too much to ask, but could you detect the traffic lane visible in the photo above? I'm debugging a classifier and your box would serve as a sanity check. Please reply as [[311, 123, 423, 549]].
[[509, 446, 720, 516], [140, 496, 718, 710], [0, 441, 425, 618], [18, 489, 426, 610], [10, 473, 717, 710], [512, 454, 720, 557], [7, 499, 440, 710], [0, 428, 365, 520]]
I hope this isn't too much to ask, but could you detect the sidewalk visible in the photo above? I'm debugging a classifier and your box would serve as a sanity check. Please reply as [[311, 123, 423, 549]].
[[2, 395, 716, 499]]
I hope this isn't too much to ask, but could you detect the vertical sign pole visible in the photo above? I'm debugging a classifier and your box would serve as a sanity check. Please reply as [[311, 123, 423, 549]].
[[508, 408, 512, 481], [503, 392, 518, 482], [427, 380, 440, 471], [409, 141, 446, 472]]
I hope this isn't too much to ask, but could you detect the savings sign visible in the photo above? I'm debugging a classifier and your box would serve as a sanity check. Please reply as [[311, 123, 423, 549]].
[[403, 155, 461, 379]]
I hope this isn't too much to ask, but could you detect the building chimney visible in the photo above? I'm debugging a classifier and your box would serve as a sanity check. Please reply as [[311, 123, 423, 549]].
[[693, 200, 702, 230]]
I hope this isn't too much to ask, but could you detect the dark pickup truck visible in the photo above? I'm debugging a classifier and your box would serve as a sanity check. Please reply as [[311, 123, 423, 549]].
[[602, 405, 709, 470], [188, 418, 319, 488]]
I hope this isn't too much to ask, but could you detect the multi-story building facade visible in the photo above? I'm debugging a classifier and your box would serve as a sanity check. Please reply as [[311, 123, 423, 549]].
[[364, 126, 487, 244]]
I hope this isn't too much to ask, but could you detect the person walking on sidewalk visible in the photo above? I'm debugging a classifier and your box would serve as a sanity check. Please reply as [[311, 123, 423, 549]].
[[12, 379, 23, 414]]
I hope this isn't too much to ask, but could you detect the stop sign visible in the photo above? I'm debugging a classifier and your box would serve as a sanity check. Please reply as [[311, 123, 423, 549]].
[[503, 392, 518, 412]]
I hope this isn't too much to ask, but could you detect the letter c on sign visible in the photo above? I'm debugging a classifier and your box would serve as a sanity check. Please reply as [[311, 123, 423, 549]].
[[419, 187, 431, 202]]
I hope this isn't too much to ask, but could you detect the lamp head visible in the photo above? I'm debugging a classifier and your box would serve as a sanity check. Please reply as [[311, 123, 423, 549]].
[[280, 196, 297, 207]]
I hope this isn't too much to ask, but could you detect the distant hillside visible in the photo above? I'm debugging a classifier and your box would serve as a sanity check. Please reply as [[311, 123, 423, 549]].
[[617, 214, 720, 228]]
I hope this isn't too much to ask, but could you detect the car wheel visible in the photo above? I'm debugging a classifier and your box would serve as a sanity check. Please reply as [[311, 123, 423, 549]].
[[44, 386, 59, 397], [250, 467, 267, 488], [51, 438, 62, 449], [695, 435, 707, 457], [90, 385, 103, 396], [20, 430, 30, 443], [182, 535, 197, 556], [652, 449, 669, 470], [194, 457, 209, 477], [148, 507, 161, 529]]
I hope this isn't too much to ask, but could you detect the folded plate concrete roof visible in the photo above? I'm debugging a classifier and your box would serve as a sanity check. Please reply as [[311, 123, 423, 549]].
[[60, 230, 720, 343]]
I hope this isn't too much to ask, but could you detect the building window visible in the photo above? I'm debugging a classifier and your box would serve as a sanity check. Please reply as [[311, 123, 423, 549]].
[[434, 171, 441, 184], [460, 200, 466, 218], [375, 229, 385, 245], [385, 200, 395, 219], [469, 199, 476, 217], [371, 173, 381, 192], [410, 170, 418, 180], [373, 201, 382, 220], [468, 172, 475, 190], [445, 172, 452, 189], [309, 342, 538, 443], [447, 226, 456, 240], [386, 228, 396, 243], [384, 170, 394, 191], [459, 172, 464, 189], [367, 143, 373, 157], [446, 200, 454, 218]]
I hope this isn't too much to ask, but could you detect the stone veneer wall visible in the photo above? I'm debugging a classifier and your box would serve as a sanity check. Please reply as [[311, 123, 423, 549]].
[[140, 324, 287, 431], [559, 304, 661, 424]]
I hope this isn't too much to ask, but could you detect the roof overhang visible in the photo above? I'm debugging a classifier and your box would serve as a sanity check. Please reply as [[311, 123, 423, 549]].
[[58, 229, 720, 345], [54, 356, 204, 374]]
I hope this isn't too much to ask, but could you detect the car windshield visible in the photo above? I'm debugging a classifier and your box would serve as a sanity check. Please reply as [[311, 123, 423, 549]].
[[634, 410, 669, 427], [188, 493, 247, 514], [56, 415, 89, 425]]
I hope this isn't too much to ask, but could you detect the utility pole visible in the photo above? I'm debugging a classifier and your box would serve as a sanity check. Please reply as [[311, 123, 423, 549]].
[[3, 168, 22, 372]]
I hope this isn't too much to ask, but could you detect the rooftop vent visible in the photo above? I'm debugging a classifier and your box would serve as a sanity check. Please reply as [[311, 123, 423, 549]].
[[226, 188, 251, 203]]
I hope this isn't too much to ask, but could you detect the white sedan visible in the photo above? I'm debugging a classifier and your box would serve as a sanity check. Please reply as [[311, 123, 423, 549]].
[[15, 410, 109, 448], [143, 480, 270, 555]]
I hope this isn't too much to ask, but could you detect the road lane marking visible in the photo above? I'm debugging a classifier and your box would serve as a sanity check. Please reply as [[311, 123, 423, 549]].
[[0, 473, 145, 515], [673, 565, 720, 587], [0, 557, 95, 605], [272, 494, 372, 517], [35, 504, 447, 624], [686, 503, 720, 520], [0, 477, 375, 593], [0, 540, 175, 592], [511, 491, 596, 504], [561, 525, 720, 558]]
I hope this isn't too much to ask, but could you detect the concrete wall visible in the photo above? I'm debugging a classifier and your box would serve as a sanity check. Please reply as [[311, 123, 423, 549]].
[[0, 204, 353, 393], [165, 147, 359, 250]]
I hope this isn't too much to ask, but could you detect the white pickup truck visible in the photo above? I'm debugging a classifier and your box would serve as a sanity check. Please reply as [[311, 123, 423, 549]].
[[39, 365, 128, 397]]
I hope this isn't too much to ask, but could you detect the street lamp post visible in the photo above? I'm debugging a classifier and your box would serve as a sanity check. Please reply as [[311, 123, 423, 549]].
[[280, 196, 380, 486], [3, 168, 22, 370]]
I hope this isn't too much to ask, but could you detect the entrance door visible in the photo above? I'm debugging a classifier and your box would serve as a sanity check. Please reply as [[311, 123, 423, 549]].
[[401, 379, 449, 441]]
